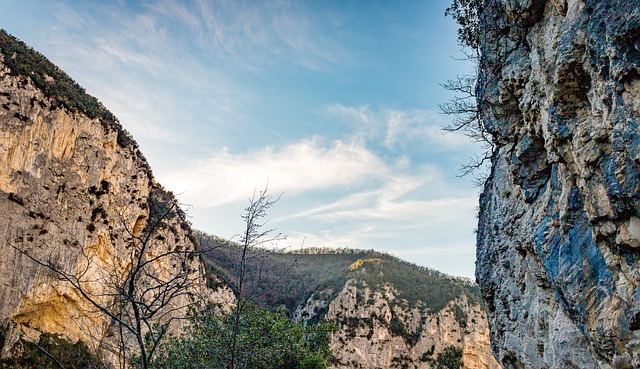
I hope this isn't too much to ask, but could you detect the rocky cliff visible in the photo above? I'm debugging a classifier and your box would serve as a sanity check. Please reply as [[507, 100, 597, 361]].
[[0, 30, 231, 362], [312, 277, 500, 369], [476, 0, 640, 368]]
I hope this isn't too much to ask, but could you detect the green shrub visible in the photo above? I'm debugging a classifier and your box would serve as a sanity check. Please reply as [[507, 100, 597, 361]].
[[150, 302, 335, 369], [435, 345, 463, 369]]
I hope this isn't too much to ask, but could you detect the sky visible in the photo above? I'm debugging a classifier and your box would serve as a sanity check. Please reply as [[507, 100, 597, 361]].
[[0, 0, 484, 278]]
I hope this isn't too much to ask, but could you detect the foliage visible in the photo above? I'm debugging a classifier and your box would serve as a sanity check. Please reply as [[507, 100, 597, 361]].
[[199, 233, 360, 314], [348, 254, 480, 313], [149, 302, 335, 369], [434, 345, 463, 369], [445, 0, 482, 51], [0, 333, 102, 369]]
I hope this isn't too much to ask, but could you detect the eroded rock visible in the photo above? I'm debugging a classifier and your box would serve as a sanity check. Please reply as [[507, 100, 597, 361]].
[[477, 0, 640, 367]]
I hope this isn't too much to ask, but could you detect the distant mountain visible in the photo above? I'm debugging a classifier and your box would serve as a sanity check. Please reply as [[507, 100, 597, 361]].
[[198, 231, 500, 369]]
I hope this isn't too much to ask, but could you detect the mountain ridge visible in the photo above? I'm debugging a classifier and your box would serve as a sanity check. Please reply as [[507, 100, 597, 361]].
[[197, 231, 500, 369]]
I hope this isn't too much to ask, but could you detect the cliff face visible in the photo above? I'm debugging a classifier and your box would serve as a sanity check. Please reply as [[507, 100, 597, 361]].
[[321, 281, 499, 369], [0, 31, 231, 359], [476, 0, 640, 368], [293, 271, 499, 369]]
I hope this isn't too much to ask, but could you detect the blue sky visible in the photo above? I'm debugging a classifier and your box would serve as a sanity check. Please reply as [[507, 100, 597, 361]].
[[1, 0, 483, 278]]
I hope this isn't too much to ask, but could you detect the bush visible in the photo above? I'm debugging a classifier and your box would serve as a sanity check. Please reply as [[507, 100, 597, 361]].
[[150, 302, 335, 369], [435, 345, 463, 369], [445, 0, 482, 51]]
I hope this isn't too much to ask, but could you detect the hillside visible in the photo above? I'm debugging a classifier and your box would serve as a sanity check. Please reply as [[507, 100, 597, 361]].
[[198, 232, 499, 369], [198, 231, 478, 315]]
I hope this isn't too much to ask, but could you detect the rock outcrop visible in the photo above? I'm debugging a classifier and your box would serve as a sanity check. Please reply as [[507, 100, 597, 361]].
[[0, 30, 231, 362], [476, 1, 640, 367], [293, 263, 500, 369], [322, 281, 499, 369]]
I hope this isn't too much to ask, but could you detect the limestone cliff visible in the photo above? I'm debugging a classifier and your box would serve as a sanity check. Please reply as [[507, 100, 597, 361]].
[[292, 259, 500, 369], [476, 0, 640, 367], [315, 281, 498, 369], [0, 30, 232, 361]]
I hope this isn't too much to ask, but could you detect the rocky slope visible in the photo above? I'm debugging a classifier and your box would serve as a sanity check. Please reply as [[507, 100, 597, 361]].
[[200, 234, 500, 369], [309, 274, 499, 369], [476, 0, 640, 368], [0, 30, 231, 363]]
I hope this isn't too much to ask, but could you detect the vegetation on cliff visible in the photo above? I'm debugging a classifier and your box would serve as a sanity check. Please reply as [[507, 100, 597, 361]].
[[0, 332, 101, 369], [0, 29, 141, 154]]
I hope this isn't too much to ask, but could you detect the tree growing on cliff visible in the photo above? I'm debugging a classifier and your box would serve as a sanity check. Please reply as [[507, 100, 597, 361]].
[[445, 0, 482, 51], [441, 0, 493, 179], [435, 345, 463, 369]]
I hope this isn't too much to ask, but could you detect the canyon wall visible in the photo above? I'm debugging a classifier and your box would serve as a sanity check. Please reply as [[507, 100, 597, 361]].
[[0, 30, 231, 361], [476, 0, 640, 367]]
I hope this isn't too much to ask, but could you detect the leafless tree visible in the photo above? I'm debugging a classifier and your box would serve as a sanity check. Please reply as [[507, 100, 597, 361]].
[[227, 186, 286, 369], [441, 0, 528, 182], [11, 195, 209, 369]]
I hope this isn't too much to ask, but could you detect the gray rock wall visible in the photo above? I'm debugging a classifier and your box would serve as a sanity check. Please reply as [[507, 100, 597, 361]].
[[477, 0, 640, 367]]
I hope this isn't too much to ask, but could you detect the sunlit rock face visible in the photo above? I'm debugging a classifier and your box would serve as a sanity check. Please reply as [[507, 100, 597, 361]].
[[297, 279, 501, 369], [0, 31, 232, 360], [476, 0, 640, 367]]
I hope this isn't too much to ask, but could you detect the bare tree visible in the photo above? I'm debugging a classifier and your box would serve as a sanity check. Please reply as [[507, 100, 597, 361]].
[[11, 194, 208, 369], [183, 186, 301, 369], [439, 72, 493, 179], [442, 0, 528, 181], [441, 0, 493, 180], [228, 186, 285, 369]]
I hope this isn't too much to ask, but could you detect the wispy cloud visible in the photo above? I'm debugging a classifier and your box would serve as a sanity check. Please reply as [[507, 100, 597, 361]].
[[147, 0, 347, 71], [327, 103, 472, 150], [44, 1, 250, 147]]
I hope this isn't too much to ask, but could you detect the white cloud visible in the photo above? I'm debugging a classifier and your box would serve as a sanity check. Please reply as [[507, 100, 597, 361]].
[[297, 187, 476, 224], [159, 137, 393, 207]]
